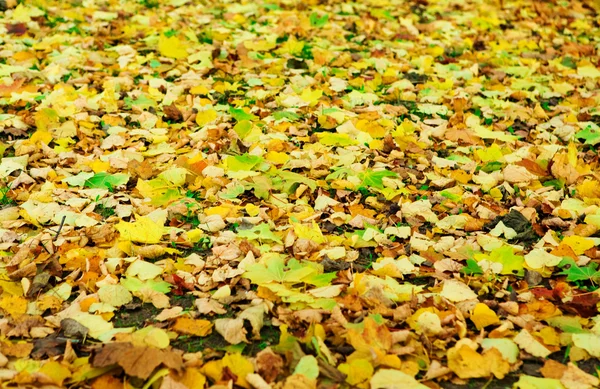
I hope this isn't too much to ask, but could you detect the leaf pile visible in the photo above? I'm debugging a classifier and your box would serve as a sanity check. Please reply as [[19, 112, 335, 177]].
[[0, 0, 599, 388]]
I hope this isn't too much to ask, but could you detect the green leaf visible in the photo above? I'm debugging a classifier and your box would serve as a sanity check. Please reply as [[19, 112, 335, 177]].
[[481, 161, 503, 173], [475, 246, 524, 276], [84, 173, 130, 190], [273, 111, 300, 121], [226, 154, 264, 171], [543, 179, 565, 190], [243, 255, 315, 285], [301, 272, 337, 287], [245, 175, 273, 200], [317, 133, 357, 146], [237, 223, 282, 243], [294, 355, 319, 379], [220, 183, 245, 199], [545, 316, 586, 334], [229, 107, 258, 121], [575, 126, 600, 145], [124, 94, 156, 110], [359, 170, 398, 190], [461, 259, 483, 275], [149, 59, 161, 68], [561, 56, 577, 69], [309, 12, 328, 28], [271, 170, 317, 193], [233, 120, 253, 138], [262, 3, 280, 10], [558, 258, 600, 282], [120, 276, 172, 293]]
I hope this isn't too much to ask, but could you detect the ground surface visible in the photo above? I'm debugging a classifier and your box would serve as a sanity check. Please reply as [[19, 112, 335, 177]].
[[0, 0, 600, 388]]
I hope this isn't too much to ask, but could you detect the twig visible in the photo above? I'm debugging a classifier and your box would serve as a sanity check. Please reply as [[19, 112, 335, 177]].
[[53, 215, 67, 242]]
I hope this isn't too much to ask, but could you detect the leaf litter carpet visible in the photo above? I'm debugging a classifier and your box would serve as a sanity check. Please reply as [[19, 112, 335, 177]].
[[0, 0, 600, 388]]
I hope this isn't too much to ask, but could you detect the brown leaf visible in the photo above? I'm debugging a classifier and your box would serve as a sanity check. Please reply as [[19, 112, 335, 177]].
[[60, 318, 89, 339], [516, 159, 548, 176], [214, 317, 248, 344], [128, 159, 156, 180], [163, 103, 183, 122], [7, 23, 27, 36], [7, 315, 44, 338], [0, 78, 25, 97], [561, 362, 600, 389], [256, 348, 284, 383], [540, 359, 567, 379], [32, 338, 67, 359], [92, 342, 183, 380], [550, 151, 580, 185], [1, 340, 33, 358]]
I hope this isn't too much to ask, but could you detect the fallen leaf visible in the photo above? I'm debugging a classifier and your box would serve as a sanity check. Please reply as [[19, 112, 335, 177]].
[[92, 342, 183, 380], [470, 303, 500, 330], [514, 330, 552, 358], [172, 317, 213, 337], [215, 317, 248, 344]]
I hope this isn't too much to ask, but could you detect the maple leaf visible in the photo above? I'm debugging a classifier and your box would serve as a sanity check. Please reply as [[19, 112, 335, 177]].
[[558, 258, 600, 283], [229, 106, 257, 121], [244, 256, 314, 284], [575, 125, 600, 145], [84, 173, 129, 190], [460, 259, 483, 275], [6, 0, 600, 386], [92, 342, 183, 380]]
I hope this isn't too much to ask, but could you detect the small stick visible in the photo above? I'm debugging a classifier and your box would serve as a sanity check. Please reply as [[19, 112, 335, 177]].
[[53, 215, 67, 241]]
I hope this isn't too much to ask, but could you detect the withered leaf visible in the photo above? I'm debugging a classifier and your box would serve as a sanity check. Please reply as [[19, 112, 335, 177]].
[[92, 342, 183, 380]]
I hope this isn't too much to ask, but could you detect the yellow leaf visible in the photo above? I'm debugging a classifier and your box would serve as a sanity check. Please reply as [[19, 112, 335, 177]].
[[39, 361, 72, 386], [447, 345, 490, 379], [72, 313, 113, 339], [30, 130, 53, 145], [89, 159, 111, 173], [293, 221, 326, 244], [537, 327, 560, 346], [578, 66, 600, 78], [178, 368, 207, 389], [158, 35, 188, 59], [0, 295, 27, 318], [561, 236, 594, 255], [300, 89, 323, 106], [338, 358, 373, 388], [245, 203, 260, 217], [471, 303, 500, 330], [0, 280, 23, 296], [346, 317, 393, 366], [577, 179, 600, 199], [223, 353, 254, 388], [476, 144, 504, 163], [370, 369, 429, 389], [205, 204, 239, 218], [484, 347, 510, 379], [196, 109, 218, 127], [35, 108, 60, 132], [265, 151, 290, 165], [203, 353, 254, 389], [115, 216, 165, 244], [172, 317, 213, 337], [131, 326, 170, 349], [244, 40, 277, 51], [190, 85, 210, 95]]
